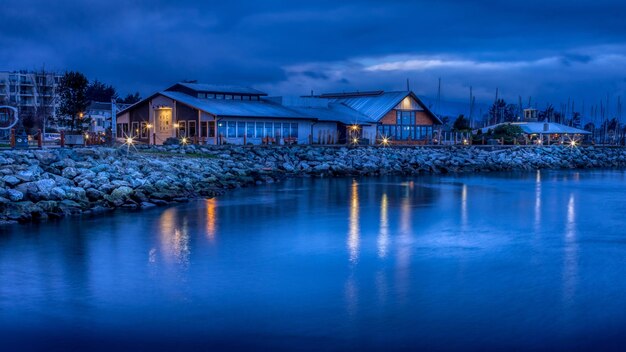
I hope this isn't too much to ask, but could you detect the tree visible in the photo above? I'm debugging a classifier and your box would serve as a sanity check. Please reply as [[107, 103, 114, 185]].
[[119, 92, 141, 104], [488, 99, 516, 124], [33, 66, 55, 133], [58, 71, 90, 132], [452, 114, 470, 131], [86, 79, 117, 102]]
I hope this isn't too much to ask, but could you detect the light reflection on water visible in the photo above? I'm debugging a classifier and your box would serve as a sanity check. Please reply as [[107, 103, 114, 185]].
[[1, 170, 626, 351]]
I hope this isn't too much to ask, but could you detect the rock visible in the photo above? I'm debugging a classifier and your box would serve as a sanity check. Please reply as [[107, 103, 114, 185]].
[[105, 186, 133, 206], [62, 167, 79, 179], [7, 189, 23, 201], [50, 187, 66, 200], [16, 170, 35, 182], [3, 175, 20, 186]]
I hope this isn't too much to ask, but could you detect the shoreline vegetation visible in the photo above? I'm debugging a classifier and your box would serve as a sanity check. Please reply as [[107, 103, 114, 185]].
[[1, 145, 625, 225]]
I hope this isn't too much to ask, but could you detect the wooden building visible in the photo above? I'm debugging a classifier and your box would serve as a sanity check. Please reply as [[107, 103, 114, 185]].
[[116, 83, 441, 145]]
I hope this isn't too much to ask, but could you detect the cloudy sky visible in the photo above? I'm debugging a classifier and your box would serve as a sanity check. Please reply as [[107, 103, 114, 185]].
[[2, 0, 626, 115]]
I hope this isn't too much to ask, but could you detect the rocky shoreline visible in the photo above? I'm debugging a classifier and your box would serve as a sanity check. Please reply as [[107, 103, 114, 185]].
[[1, 145, 625, 224]]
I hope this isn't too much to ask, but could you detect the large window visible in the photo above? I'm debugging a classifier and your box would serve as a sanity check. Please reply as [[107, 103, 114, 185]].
[[237, 122, 245, 137], [246, 122, 255, 138], [201, 121, 208, 138], [256, 122, 264, 138], [227, 122, 236, 138], [131, 122, 139, 137], [188, 121, 197, 137], [290, 123, 298, 138], [265, 122, 273, 138], [208, 121, 215, 138], [140, 122, 148, 139], [178, 121, 187, 137], [218, 122, 226, 137], [378, 110, 433, 141]]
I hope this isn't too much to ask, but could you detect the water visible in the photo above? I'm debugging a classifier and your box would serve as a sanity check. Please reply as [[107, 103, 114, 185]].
[[2, 170, 626, 351]]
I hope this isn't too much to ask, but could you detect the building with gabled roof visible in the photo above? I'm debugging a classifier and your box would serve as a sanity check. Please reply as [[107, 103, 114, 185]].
[[116, 82, 441, 145]]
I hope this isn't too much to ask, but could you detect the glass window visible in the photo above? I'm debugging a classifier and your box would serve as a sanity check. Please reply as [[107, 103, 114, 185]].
[[225, 95, 233, 100], [188, 121, 197, 137], [216, 94, 224, 99], [218, 122, 226, 137], [265, 122, 273, 138], [282, 123, 290, 139], [201, 122, 208, 138], [132, 122, 139, 137], [198, 93, 206, 99], [271, 123, 279, 137], [403, 111, 412, 125], [227, 121, 236, 138], [243, 96, 251, 101], [246, 122, 255, 138], [208, 94, 216, 99], [140, 122, 148, 138], [396, 111, 401, 124], [401, 126, 410, 140], [256, 122, 264, 137], [178, 121, 187, 136], [235, 95, 242, 100], [291, 123, 298, 138], [208, 121, 215, 138], [237, 121, 245, 137]]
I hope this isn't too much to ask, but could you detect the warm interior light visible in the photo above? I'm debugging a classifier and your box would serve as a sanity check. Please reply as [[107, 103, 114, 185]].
[[147, 124, 153, 129]]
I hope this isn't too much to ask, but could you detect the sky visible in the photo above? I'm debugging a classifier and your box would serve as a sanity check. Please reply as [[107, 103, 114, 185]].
[[2, 0, 626, 117]]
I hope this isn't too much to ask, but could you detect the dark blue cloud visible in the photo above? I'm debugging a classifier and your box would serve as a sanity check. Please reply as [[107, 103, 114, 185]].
[[1, 0, 626, 115]]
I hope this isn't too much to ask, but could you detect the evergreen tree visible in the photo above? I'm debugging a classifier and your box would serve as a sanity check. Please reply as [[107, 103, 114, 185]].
[[58, 71, 90, 132], [86, 79, 118, 102], [120, 92, 141, 104], [452, 114, 470, 131]]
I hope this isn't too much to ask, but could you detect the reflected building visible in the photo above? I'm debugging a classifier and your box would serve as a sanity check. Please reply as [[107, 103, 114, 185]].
[[348, 179, 360, 264], [378, 193, 389, 259], [563, 193, 578, 304], [205, 198, 218, 241], [158, 208, 191, 267]]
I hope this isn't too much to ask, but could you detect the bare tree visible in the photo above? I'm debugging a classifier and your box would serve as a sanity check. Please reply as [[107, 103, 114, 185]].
[[33, 66, 55, 135]]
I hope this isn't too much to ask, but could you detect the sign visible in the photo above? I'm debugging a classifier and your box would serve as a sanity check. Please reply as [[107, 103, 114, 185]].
[[0, 106, 18, 130]]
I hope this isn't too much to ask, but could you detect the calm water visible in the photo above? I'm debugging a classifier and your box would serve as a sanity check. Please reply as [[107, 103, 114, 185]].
[[2, 171, 626, 351]]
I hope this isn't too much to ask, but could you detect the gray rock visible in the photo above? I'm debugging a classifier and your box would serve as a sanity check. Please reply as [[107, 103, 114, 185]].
[[3, 175, 20, 186], [7, 189, 24, 201], [62, 167, 79, 179]]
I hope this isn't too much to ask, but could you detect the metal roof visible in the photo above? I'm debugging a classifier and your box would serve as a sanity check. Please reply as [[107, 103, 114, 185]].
[[289, 103, 373, 125], [173, 82, 267, 96], [327, 91, 442, 124], [160, 91, 310, 119], [478, 122, 591, 135]]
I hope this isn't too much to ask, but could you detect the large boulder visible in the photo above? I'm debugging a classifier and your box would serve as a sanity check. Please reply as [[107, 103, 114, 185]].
[[2, 175, 20, 187], [62, 167, 79, 179], [6, 189, 23, 202], [105, 186, 133, 206]]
